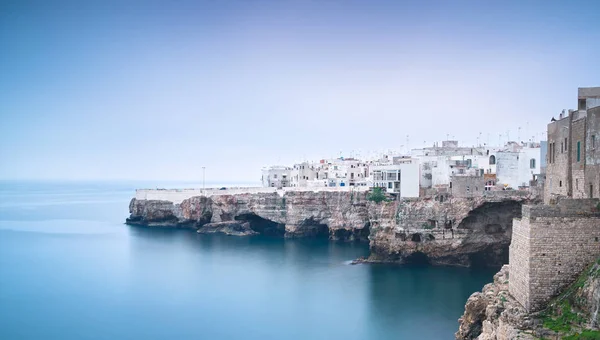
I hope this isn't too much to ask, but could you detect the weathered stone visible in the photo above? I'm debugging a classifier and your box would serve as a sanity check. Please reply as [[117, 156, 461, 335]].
[[456, 265, 534, 340], [197, 221, 258, 236], [127, 191, 537, 267]]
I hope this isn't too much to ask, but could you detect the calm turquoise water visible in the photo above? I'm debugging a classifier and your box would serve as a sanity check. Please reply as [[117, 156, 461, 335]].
[[0, 181, 497, 339]]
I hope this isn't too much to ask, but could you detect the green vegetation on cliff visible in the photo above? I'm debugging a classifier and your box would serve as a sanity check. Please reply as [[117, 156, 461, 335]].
[[538, 260, 600, 338], [367, 187, 389, 203]]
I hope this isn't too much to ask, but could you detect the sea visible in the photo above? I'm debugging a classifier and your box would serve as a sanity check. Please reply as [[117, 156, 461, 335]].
[[0, 180, 498, 339]]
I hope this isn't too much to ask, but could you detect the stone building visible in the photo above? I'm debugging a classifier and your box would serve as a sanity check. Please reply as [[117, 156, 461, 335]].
[[586, 106, 600, 199], [450, 175, 485, 198], [544, 87, 600, 203]]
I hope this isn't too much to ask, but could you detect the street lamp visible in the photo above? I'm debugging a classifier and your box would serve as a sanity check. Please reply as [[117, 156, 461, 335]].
[[202, 166, 206, 192]]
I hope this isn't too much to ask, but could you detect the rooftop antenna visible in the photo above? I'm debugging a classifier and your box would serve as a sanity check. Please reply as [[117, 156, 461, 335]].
[[518, 127, 521, 144]]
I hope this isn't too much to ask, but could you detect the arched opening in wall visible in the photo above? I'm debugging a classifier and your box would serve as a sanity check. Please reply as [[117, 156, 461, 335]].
[[404, 251, 430, 266], [235, 213, 285, 237], [489, 155, 496, 165]]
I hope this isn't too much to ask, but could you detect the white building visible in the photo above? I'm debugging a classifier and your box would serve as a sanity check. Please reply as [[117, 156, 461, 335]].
[[370, 159, 420, 197], [261, 166, 292, 188], [495, 144, 541, 189], [290, 162, 318, 187]]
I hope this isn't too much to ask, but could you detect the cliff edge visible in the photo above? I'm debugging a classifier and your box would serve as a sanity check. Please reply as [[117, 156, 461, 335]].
[[127, 190, 536, 267]]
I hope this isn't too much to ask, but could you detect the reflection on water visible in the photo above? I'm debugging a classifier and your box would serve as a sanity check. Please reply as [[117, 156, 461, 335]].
[[0, 181, 497, 339]]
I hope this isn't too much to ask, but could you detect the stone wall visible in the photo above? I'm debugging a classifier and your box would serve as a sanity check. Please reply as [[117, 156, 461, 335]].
[[508, 198, 600, 312], [586, 107, 600, 199], [545, 116, 570, 203], [450, 175, 485, 198], [572, 116, 587, 198]]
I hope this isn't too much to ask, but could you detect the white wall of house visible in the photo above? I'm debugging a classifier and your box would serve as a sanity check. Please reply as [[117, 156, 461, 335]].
[[261, 166, 292, 188], [496, 152, 519, 188], [400, 161, 420, 197], [369, 161, 419, 197]]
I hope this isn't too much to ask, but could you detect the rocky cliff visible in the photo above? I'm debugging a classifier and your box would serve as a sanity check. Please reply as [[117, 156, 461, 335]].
[[127, 191, 536, 266], [364, 195, 535, 267], [128, 191, 371, 241], [456, 262, 600, 340]]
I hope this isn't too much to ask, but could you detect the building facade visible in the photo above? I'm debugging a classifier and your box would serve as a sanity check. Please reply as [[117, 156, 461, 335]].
[[370, 161, 420, 197], [545, 87, 600, 203], [261, 166, 292, 188]]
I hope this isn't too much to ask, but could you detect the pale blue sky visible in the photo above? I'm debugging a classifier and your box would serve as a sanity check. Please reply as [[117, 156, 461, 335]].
[[1, 0, 599, 182]]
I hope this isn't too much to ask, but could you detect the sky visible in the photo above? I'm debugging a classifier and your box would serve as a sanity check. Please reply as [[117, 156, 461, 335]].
[[1, 0, 599, 182]]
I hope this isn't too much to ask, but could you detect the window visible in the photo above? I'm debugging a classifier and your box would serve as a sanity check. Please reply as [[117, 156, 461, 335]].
[[560, 180, 562, 187], [388, 182, 392, 189], [593, 135, 596, 149], [561, 142, 564, 153], [577, 141, 581, 162], [530, 159, 536, 169], [489, 155, 496, 165], [466, 186, 470, 192], [576, 178, 579, 190], [274, 174, 278, 179], [565, 138, 567, 151]]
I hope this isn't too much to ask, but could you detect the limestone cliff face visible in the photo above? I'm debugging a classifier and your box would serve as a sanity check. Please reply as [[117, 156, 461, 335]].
[[366, 196, 532, 267], [127, 191, 534, 265], [128, 191, 371, 241], [456, 265, 534, 340]]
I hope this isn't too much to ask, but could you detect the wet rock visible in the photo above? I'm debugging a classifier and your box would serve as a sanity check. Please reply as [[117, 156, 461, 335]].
[[197, 222, 258, 236]]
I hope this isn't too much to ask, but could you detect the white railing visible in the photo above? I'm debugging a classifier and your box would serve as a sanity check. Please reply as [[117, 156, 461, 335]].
[[135, 186, 370, 203]]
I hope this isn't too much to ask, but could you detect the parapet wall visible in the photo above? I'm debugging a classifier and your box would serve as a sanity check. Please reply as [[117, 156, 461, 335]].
[[509, 199, 600, 312]]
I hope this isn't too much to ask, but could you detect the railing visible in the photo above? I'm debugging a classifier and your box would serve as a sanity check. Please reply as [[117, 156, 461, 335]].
[[135, 186, 371, 203]]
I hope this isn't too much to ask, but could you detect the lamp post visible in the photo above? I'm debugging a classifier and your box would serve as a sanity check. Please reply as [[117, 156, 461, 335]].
[[202, 166, 206, 193]]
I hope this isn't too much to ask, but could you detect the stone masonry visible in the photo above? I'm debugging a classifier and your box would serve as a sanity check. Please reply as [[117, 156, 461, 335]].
[[545, 88, 600, 203], [586, 106, 600, 199], [509, 198, 600, 312]]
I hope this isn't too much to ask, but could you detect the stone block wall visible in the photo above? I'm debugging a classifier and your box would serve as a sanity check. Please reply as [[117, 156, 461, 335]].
[[545, 117, 570, 203], [572, 117, 587, 198], [586, 107, 600, 198], [508, 218, 530, 309], [509, 199, 600, 312], [451, 175, 485, 198]]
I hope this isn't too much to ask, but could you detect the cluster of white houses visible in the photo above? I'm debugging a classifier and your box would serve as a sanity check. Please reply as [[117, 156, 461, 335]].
[[261, 139, 546, 198]]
